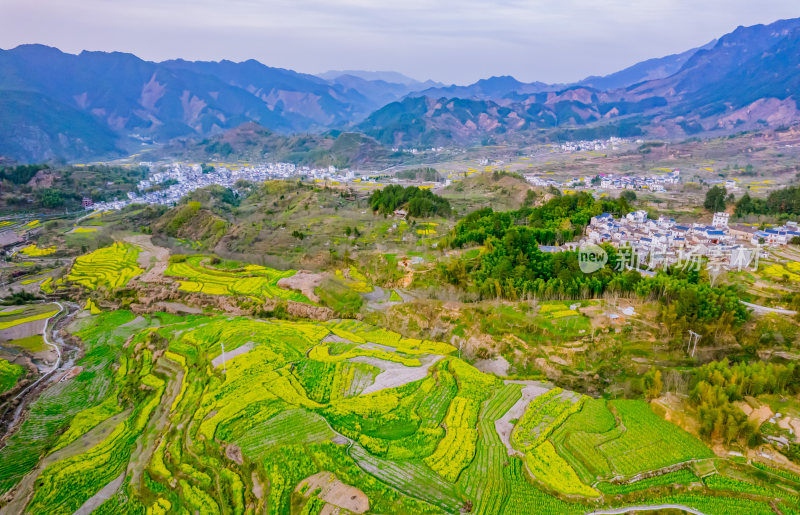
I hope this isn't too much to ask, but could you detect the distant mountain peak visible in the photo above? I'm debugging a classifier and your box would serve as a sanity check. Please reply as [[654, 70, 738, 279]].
[[317, 70, 439, 88]]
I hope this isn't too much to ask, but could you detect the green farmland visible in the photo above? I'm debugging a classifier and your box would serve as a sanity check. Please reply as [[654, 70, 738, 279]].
[[1, 309, 796, 514]]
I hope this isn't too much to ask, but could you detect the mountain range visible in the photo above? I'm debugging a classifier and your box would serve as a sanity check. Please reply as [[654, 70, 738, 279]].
[[2, 17, 800, 162]]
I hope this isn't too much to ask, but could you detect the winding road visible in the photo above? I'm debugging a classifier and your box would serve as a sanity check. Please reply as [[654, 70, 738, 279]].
[[1, 301, 80, 442], [8, 301, 64, 404]]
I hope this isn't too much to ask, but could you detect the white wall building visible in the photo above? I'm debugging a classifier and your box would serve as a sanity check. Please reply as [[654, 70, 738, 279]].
[[712, 212, 730, 228]]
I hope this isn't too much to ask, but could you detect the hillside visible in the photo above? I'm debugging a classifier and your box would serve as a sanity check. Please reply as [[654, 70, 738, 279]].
[[0, 47, 422, 162], [361, 18, 800, 146], [162, 122, 393, 168], [414, 75, 556, 100], [576, 39, 717, 91], [2, 186, 800, 513], [5, 18, 800, 160], [441, 171, 541, 212], [356, 93, 658, 147]]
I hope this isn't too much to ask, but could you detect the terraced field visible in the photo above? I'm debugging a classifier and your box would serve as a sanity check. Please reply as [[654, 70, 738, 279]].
[[18, 244, 56, 257], [164, 254, 310, 302], [1, 310, 797, 514], [0, 304, 60, 336], [66, 242, 144, 290]]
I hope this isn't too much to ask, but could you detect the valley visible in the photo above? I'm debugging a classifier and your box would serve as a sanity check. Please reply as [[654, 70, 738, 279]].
[[0, 133, 798, 513], [2, 7, 800, 515]]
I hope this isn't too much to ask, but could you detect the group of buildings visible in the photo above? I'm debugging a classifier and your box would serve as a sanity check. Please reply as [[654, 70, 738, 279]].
[[556, 137, 627, 153], [525, 170, 682, 194], [92, 162, 354, 211], [583, 210, 800, 272], [596, 170, 681, 192]]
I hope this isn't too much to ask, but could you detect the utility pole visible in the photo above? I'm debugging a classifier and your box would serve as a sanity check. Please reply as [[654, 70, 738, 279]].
[[687, 330, 701, 357]]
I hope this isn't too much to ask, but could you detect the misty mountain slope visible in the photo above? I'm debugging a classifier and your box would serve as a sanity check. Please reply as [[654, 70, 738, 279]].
[[628, 18, 800, 100], [360, 17, 800, 146], [0, 46, 449, 161], [0, 90, 122, 163], [318, 69, 441, 89], [159, 59, 373, 127], [577, 39, 717, 91], [414, 75, 557, 100], [356, 93, 662, 147], [3, 17, 800, 162], [0, 45, 295, 142]]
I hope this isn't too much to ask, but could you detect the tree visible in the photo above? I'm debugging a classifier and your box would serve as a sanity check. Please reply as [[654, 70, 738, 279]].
[[621, 190, 637, 202], [643, 368, 663, 400], [704, 186, 728, 212], [523, 189, 538, 207], [368, 185, 451, 218], [35, 188, 64, 208]]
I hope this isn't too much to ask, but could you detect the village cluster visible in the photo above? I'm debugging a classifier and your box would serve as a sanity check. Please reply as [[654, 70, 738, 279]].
[[91, 162, 356, 210], [555, 136, 628, 153], [526, 170, 681, 193], [583, 210, 800, 272]]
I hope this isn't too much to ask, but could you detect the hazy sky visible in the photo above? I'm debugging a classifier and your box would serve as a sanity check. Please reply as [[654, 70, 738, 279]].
[[1, 0, 798, 84]]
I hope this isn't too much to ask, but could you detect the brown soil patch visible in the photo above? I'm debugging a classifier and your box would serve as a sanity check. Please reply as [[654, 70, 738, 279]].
[[737, 401, 753, 417], [534, 357, 562, 380], [0, 318, 48, 341], [251, 472, 264, 500], [749, 404, 773, 428], [226, 444, 243, 465], [124, 235, 170, 284], [296, 471, 369, 514], [474, 356, 510, 376], [777, 417, 800, 443], [59, 366, 83, 382], [276, 271, 323, 302], [653, 393, 704, 440], [287, 301, 334, 321], [156, 302, 203, 314]]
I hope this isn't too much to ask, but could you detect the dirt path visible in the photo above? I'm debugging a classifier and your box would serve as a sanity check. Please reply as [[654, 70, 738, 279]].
[[127, 360, 184, 490], [296, 471, 369, 514], [72, 471, 126, 515], [124, 235, 170, 284], [212, 342, 254, 369], [495, 381, 551, 457], [355, 354, 444, 395]]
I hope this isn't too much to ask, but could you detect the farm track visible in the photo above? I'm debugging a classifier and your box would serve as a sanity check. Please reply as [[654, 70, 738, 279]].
[[495, 381, 551, 457], [72, 471, 126, 515], [123, 234, 171, 284]]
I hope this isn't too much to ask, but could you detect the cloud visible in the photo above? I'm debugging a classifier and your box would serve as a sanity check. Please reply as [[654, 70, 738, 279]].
[[1, 0, 798, 84]]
